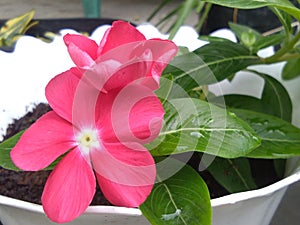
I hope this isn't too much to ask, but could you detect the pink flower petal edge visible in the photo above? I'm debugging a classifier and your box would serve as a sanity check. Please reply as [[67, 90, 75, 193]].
[[46, 67, 101, 128], [98, 20, 146, 55], [10, 111, 75, 171], [64, 34, 98, 69], [91, 142, 156, 207], [42, 148, 96, 223]]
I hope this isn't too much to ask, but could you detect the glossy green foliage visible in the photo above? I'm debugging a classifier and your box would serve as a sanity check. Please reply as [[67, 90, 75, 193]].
[[148, 98, 261, 158], [140, 159, 212, 225]]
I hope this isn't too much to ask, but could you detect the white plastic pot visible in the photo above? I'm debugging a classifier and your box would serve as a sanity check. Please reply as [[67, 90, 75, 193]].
[[1, 24, 300, 225], [1, 158, 300, 225]]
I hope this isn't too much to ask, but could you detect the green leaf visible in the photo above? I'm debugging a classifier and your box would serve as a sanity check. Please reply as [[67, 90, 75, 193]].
[[140, 159, 211, 225], [207, 157, 256, 193], [177, 46, 190, 56], [229, 23, 285, 53], [241, 31, 257, 48], [0, 131, 23, 171], [44, 154, 65, 170], [199, 35, 234, 43], [202, 0, 300, 20], [215, 70, 293, 122], [282, 57, 300, 80], [147, 98, 261, 158], [270, 6, 294, 35], [192, 42, 261, 82], [250, 69, 293, 122], [158, 75, 209, 101], [232, 109, 300, 158], [215, 95, 265, 112], [253, 33, 285, 52], [229, 22, 261, 42], [164, 41, 261, 89]]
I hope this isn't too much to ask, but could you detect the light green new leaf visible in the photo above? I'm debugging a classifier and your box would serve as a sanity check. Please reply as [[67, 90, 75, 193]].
[[232, 109, 300, 158], [147, 98, 261, 158], [206, 157, 256, 193], [229, 22, 261, 41], [140, 159, 211, 225], [202, 0, 300, 20], [229, 23, 285, 53]]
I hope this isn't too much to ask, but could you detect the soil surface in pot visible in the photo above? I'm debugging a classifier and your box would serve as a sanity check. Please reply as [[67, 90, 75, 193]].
[[0, 103, 281, 205]]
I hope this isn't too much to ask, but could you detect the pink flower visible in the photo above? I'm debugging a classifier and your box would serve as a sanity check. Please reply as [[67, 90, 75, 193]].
[[10, 20, 178, 223], [63, 20, 177, 91]]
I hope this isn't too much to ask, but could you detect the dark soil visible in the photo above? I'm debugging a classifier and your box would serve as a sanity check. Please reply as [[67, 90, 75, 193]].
[[0, 103, 280, 206]]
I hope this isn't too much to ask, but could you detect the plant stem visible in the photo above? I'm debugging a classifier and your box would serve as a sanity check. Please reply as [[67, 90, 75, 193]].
[[265, 30, 300, 63], [195, 0, 205, 13], [168, 0, 196, 40], [275, 53, 300, 61], [196, 3, 212, 32], [233, 8, 238, 23], [147, 0, 173, 22]]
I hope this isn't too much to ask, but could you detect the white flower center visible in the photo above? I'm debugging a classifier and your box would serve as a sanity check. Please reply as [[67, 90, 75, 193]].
[[76, 129, 100, 155]]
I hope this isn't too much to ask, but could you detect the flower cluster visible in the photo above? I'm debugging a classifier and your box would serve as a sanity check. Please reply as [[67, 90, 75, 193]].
[[10, 21, 177, 223]]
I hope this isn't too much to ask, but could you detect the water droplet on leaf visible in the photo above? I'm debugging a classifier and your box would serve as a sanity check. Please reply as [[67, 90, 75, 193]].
[[161, 209, 181, 221], [190, 131, 203, 138], [176, 146, 188, 151]]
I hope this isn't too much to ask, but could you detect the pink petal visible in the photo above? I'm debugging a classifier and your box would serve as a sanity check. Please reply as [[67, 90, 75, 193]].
[[10, 111, 76, 171], [102, 48, 154, 91], [46, 68, 101, 128], [96, 84, 164, 144], [98, 20, 145, 56], [96, 173, 154, 207], [129, 95, 164, 142], [82, 50, 152, 92], [64, 34, 98, 69], [90, 39, 177, 91], [143, 39, 178, 88], [91, 142, 155, 207], [46, 68, 79, 122], [42, 148, 96, 223], [82, 59, 122, 92]]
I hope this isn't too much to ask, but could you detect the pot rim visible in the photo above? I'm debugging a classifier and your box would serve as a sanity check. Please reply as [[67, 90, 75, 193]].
[[0, 195, 142, 216], [211, 169, 300, 206], [1, 169, 300, 216]]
